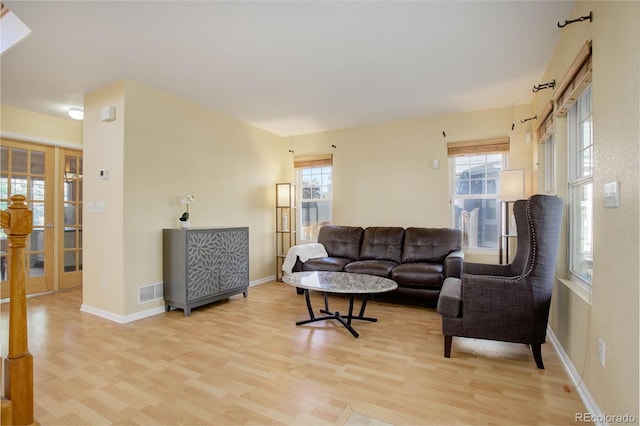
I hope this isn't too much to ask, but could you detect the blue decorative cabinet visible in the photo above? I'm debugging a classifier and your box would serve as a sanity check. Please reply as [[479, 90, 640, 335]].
[[163, 227, 249, 316]]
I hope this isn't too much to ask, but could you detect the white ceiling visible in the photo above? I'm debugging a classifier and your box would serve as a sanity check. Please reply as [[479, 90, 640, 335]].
[[1, 1, 575, 137]]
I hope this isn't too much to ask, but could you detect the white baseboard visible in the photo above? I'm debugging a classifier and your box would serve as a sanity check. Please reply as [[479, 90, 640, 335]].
[[80, 303, 165, 324], [251, 275, 275, 286], [547, 326, 606, 426], [81, 275, 277, 323]]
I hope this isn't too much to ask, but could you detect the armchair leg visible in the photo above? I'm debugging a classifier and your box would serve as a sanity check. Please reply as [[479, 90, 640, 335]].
[[444, 335, 452, 358], [531, 344, 544, 369]]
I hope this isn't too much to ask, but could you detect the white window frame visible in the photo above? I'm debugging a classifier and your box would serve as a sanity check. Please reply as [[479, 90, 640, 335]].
[[543, 133, 555, 193], [567, 85, 593, 285], [450, 153, 508, 252]]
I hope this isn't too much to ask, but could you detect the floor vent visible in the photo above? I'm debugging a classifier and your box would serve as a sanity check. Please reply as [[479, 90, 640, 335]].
[[138, 283, 163, 304]]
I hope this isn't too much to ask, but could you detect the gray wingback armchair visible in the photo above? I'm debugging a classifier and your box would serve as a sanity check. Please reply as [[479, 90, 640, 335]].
[[437, 194, 564, 369]]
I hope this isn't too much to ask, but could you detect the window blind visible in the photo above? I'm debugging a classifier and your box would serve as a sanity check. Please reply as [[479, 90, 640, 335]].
[[536, 101, 554, 143], [293, 154, 333, 168], [447, 137, 510, 157], [554, 40, 592, 117]]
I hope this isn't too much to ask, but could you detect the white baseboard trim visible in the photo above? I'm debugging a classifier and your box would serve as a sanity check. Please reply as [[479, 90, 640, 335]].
[[547, 326, 606, 426], [81, 275, 276, 323], [80, 303, 165, 324], [250, 275, 275, 286]]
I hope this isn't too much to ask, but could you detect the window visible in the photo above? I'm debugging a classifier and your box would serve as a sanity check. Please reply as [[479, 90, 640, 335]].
[[568, 86, 593, 284], [294, 155, 332, 242], [537, 101, 555, 193], [556, 41, 593, 286], [450, 153, 506, 249], [543, 133, 555, 193]]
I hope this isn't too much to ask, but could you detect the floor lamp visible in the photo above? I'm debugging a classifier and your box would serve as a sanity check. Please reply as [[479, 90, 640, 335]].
[[499, 169, 524, 264]]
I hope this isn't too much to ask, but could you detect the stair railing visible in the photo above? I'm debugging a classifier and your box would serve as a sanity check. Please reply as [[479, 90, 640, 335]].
[[1, 194, 36, 426]]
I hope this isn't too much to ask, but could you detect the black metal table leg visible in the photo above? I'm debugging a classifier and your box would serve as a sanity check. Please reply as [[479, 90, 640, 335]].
[[303, 289, 315, 320], [296, 291, 378, 338], [349, 294, 378, 322], [358, 294, 369, 317], [332, 308, 359, 338]]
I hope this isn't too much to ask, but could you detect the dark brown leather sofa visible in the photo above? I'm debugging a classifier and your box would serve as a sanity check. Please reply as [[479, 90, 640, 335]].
[[292, 225, 463, 302]]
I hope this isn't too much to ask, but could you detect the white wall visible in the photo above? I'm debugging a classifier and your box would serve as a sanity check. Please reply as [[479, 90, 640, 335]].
[[532, 0, 639, 418], [292, 104, 533, 236], [82, 81, 127, 315], [0, 104, 83, 147], [82, 80, 290, 317]]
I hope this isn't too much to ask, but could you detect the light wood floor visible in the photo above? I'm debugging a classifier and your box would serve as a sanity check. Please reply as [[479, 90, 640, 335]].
[[1, 282, 586, 425]]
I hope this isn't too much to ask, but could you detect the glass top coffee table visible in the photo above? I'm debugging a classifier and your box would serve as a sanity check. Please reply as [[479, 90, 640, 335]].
[[282, 271, 398, 338]]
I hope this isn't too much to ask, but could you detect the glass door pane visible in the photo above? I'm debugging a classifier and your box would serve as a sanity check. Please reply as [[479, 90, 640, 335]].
[[0, 140, 53, 297], [60, 149, 83, 288]]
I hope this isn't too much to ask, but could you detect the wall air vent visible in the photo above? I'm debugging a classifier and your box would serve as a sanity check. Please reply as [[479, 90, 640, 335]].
[[137, 283, 163, 304]]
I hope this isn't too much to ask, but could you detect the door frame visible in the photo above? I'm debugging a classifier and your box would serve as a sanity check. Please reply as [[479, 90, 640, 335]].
[[1, 138, 82, 297]]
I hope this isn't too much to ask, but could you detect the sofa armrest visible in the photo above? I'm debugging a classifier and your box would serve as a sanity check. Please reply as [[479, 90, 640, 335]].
[[291, 257, 304, 272], [437, 277, 462, 318], [444, 250, 464, 278]]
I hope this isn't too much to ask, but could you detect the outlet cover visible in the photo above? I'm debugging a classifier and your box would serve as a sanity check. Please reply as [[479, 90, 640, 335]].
[[604, 181, 619, 208]]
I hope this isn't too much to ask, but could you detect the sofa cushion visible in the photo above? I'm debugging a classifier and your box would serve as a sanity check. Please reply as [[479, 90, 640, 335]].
[[301, 257, 351, 272], [317, 226, 364, 261], [437, 277, 462, 318], [359, 227, 404, 263], [344, 260, 397, 277], [401, 228, 461, 263], [391, 262, 443, 288]]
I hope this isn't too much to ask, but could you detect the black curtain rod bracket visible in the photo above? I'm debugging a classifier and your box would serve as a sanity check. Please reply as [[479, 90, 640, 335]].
[[558, 11, 592, 28], [532, 80, 556, 93], [520, 115, 537, 124]]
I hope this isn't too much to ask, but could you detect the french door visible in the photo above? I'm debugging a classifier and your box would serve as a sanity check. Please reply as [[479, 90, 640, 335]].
[[60, 149, 83, 289], [0, 139, 82, 297]]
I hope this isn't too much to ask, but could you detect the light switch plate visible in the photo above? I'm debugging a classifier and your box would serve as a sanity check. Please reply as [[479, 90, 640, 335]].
[[604, 181, 619, 208]]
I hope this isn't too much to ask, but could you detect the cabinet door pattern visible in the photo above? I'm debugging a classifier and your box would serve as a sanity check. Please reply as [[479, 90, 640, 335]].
[[186, 229, 248, 299], [163, 227, 249, 316]]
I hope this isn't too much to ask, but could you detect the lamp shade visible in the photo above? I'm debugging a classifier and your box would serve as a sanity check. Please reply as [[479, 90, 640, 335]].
[[499, 169, 525, 201], [276, 183, 292, 207]]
